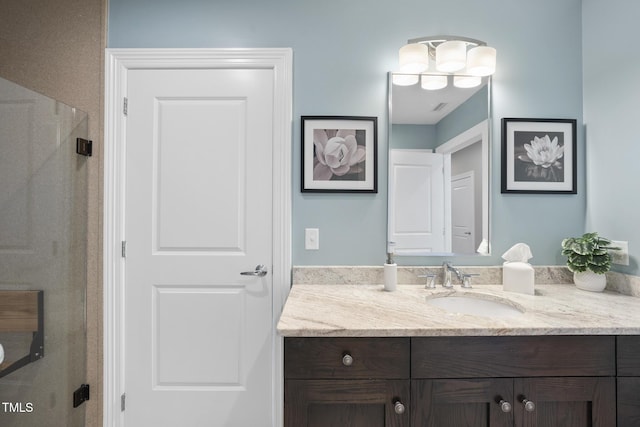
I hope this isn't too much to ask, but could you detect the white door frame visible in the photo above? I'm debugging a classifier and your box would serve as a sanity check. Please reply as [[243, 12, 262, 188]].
[[103, 48, 292, 427], [436, 119, 490, 254]]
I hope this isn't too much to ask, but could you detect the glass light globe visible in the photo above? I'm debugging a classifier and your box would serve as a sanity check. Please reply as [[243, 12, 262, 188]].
[[399, 43, 429, 73], [436, 40, 467, 73], [467, 46, 496, 76]]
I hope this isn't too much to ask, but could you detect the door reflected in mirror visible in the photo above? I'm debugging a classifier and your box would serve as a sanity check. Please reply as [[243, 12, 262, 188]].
[[388, 72, 491, 256]]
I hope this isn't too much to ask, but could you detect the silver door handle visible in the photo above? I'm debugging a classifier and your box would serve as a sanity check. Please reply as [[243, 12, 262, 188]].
[[240, 264, 268, 277]]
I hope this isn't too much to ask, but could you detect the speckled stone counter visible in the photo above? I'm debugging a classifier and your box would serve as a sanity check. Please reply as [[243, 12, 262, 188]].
[[277, 280, 640, 337]]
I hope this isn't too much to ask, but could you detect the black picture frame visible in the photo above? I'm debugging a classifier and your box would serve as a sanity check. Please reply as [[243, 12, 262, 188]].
[[501, 118, 577, 194], [301, 116, 378, 193]]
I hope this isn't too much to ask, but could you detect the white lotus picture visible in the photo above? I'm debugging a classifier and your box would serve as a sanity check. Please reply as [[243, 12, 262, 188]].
[[502, 118, 576, 194], [514, 131, 565, 182]]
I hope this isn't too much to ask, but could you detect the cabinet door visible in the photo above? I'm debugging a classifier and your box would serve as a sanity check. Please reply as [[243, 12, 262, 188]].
[[514, 377, 615, 427], [411, 378, 513, 427], [285, 379, 410, 427], [617, 377, 640, 426], [617, 336, 640, 425]]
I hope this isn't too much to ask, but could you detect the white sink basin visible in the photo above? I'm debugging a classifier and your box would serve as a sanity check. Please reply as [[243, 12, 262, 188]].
[[426, 294, 524, 318]]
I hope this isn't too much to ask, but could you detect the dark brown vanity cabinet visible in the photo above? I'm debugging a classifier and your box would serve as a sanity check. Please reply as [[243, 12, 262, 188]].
[[617, 336, 640, 426], [411, 375, 615, 426], [411, 377, 514, 426], [284, 337, 411, 427], [285, 336, 619, 427], [412, 336, 616, 427]]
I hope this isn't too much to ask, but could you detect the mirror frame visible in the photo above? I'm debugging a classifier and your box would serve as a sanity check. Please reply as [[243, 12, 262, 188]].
[[387, 72, 492, 257]]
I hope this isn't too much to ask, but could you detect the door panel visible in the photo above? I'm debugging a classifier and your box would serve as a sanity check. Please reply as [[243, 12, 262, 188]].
[[153, 286, 244, 387], [618, 377, 640, 426], [124, 68, 274, 426], [388, 149, 445, 254], [411, 378, 512, 427], [285, 379, 410, 427], [514, 377, 615, 427], [154, 97, 247, 252]]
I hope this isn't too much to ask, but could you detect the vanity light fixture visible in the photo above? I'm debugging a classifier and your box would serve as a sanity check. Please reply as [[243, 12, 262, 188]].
[[421, 74, 448, 90], [394, 35, 496, 89], [399, 42, 429, 73], [453, 75, 482, 88]]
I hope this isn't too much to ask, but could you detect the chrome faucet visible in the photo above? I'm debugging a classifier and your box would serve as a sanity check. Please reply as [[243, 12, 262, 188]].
[[442, 262, 463, 288]]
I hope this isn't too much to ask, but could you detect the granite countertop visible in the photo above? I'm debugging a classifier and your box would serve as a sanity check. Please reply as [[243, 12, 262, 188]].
[[277, 284, 640, 337]]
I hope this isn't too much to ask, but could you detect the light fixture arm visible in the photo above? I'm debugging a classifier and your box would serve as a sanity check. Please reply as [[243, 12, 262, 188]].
[[407, 35, 487, 47], [407, 35, 487, 61]]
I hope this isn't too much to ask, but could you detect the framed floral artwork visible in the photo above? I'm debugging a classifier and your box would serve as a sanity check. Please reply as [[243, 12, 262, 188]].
[[501, 118, 577, 194], [301, 116, 378, 193]]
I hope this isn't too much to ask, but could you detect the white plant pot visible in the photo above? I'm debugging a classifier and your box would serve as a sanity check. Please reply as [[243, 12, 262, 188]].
[[573, 271, 607, 292]]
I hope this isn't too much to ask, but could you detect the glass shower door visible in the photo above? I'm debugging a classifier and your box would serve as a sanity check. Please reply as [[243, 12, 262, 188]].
[[0, 76, 88, 427]]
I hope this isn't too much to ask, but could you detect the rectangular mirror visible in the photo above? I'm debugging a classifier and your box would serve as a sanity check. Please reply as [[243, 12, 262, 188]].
[[387, 72, 491, 256]]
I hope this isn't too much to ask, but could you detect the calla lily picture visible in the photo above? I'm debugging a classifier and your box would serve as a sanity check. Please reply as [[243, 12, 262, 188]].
[[501, 118, 577, 194], [302, 116, 377, 193]]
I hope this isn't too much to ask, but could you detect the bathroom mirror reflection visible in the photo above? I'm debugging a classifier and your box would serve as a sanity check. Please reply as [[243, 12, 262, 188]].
[[387, 72, 491, 256]]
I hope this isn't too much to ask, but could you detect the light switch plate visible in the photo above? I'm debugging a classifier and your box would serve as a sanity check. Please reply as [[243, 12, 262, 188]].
[[610, 240, 629, 266], [305, 228, 319, 250]]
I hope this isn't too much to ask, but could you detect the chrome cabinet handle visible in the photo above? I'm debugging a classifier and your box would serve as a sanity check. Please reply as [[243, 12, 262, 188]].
[[240, 264, 268, 277], [522, 398, 535, 412], [498, 399, 512, 413], [342, 353, 353, 366], [393, 400, 405, 415]]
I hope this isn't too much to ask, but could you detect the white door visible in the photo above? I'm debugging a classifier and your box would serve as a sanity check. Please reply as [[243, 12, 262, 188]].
[[388, 149, 445, 254], [451, 171, 475, 253], [123, 67, 274, 426]]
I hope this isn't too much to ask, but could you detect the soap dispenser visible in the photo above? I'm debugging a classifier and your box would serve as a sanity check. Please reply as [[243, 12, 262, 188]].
[[384, 243, 397, 292]]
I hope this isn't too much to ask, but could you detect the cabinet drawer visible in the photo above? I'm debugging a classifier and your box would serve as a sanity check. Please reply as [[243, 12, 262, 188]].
[[412, 336, 615, 378], [285, 337, 410, 379], [617, 336, 640, 375]]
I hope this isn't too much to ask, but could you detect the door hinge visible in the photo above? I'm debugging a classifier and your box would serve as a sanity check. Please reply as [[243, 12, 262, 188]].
[[73, 384, 90, 408], [121, 393, 126, 412], [121, 241, 127, 258], [76, 138, 93, 157], [123, 97, 128, 116]]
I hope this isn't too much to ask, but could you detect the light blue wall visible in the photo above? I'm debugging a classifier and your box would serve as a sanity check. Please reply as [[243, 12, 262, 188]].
[[583, 0, 640, 275], [109, 0, 585, 267], [390, 124, 437, 150], [436, 86, 489, 146]]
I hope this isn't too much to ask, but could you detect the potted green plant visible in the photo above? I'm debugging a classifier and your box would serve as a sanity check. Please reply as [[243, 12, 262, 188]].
[[561, 232, 618, 292]]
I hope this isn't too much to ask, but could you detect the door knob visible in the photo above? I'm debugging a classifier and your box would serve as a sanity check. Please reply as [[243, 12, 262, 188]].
[[240, 264, 268, 277]]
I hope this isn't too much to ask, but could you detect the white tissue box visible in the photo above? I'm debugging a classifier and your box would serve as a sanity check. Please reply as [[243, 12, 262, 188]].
[[502, 261, 535, 295]]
